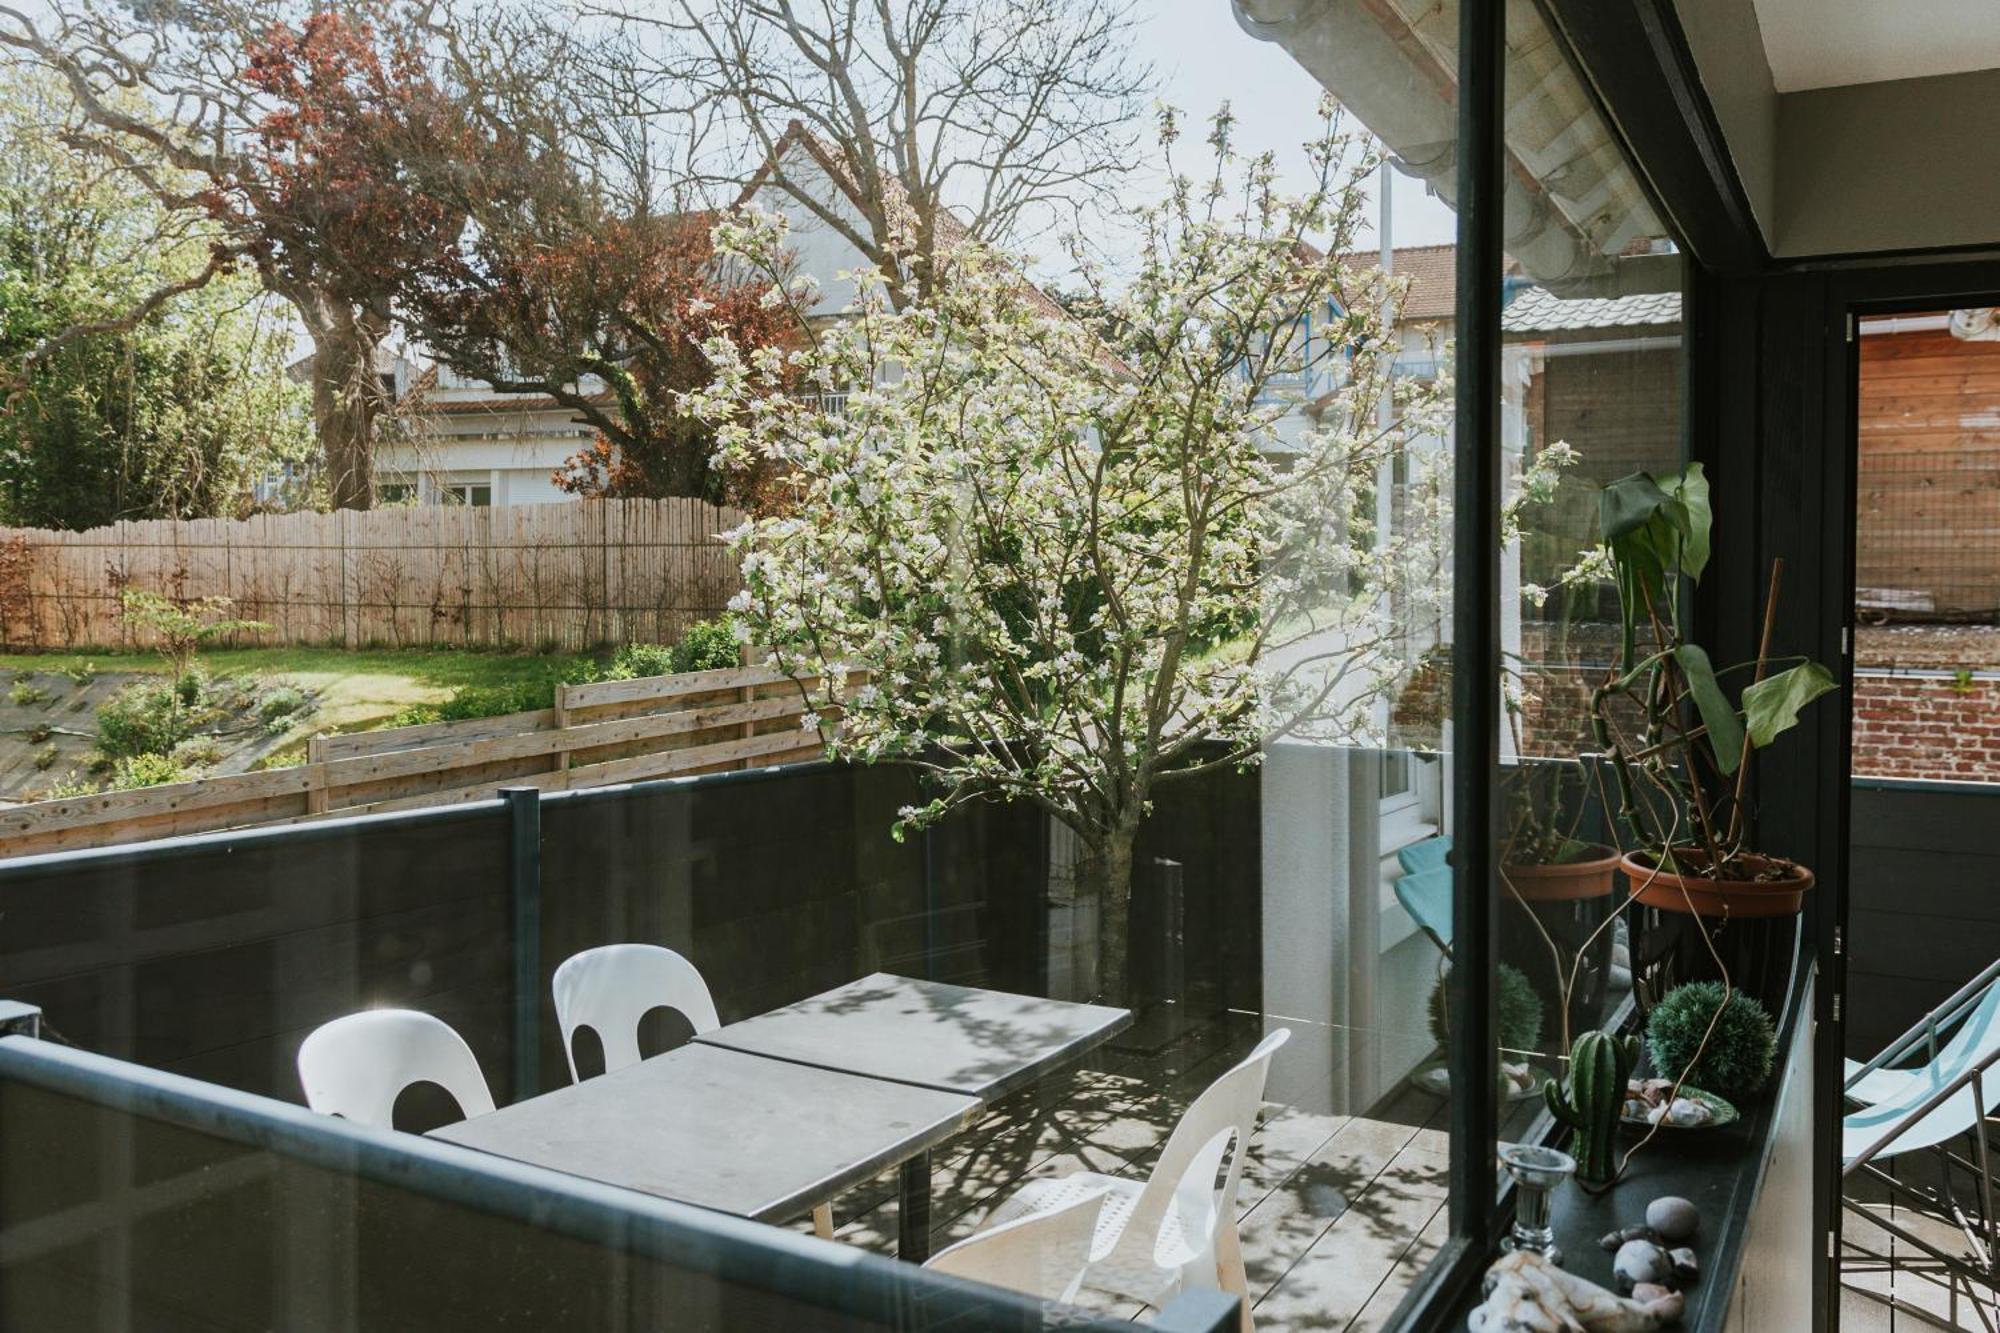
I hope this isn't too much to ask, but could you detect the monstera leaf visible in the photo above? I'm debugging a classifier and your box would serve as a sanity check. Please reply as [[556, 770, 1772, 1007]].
[[1743, 662, 1838, 748], [1674, 644, 1745, 775], [1600, 463, 1712, 664]]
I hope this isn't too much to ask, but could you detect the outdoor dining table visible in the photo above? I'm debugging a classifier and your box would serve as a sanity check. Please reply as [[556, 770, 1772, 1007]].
[[431, 972, 1131, 1261]]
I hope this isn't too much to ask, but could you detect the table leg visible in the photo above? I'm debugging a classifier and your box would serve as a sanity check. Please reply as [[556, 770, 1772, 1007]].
[[898, 1150, 933, 1261]]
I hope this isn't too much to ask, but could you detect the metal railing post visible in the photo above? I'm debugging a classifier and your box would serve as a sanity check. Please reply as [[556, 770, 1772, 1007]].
[[503, 787, 543, 1102]]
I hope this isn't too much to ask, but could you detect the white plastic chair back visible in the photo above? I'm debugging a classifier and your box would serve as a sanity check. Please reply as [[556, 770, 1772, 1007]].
[[1114, 1027, 1290, 1277], [926, 1188, 1107, 1303], [296, 1009, 496, 1130], [552, 943, 722, 1082]]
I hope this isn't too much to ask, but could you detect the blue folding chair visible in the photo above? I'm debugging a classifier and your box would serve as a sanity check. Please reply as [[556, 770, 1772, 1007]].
[[1393, 836, 1454, 956]]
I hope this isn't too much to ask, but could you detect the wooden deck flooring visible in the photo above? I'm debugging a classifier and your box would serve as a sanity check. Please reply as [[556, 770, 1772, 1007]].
[[805, 1011, 1459, 1331]]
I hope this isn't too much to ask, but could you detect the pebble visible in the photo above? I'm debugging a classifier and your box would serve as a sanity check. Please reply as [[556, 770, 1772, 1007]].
[[1613, 1238, 1671, 1292], [1646, 1195, 1700, 1242], [1669, 1247, 1700, 1284], [1599, 1223, 1659, 1252]]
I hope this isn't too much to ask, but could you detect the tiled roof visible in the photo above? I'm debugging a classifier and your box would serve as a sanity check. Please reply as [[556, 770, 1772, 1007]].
[[1333, 244, 1463, 322], [1501, 286, 1683, 334]]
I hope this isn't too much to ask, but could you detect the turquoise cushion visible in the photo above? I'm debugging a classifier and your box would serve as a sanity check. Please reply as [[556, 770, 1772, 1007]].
[[1393, 864, 1454, 953], [1397, 835, 1452, 876]]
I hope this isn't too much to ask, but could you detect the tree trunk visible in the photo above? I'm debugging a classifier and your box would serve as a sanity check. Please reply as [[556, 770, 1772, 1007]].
[[1083, 819, 1142, 1005], [305, 316, 385, 511]]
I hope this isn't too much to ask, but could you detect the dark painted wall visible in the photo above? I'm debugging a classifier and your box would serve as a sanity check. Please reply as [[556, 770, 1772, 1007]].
[[1846, 781, 2000, 1056], [0, 761, 1262, 1105]]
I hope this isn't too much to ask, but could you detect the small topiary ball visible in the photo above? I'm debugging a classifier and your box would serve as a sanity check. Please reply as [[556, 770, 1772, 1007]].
[[1428, 962, 1544, 1055], [1645, 981, 1776, 1100]]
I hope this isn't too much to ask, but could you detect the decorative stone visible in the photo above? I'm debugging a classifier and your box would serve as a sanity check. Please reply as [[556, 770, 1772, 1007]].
[[1613, 1238, 1672, 1292], [1646, 1194, 1700, 1242], [1669, 1247, 1700, 1284], [1599, 1223, 1659, 1252]]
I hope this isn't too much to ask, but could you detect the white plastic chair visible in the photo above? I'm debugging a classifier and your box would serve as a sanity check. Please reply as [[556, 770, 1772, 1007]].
[[981, 1028, 1291, 1328], [924, 1188, 1108, 1303], [550, 943, 722, 1082], [296, 1008, 496, 1130]]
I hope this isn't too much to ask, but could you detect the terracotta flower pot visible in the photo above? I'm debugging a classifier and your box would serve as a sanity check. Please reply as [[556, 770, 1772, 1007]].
[[1619, 850, 1814, 919], [1500, 844, 1620, 902]]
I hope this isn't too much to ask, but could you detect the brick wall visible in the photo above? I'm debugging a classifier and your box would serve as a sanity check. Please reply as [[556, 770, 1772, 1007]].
[[1851, 671, 2000, 783]]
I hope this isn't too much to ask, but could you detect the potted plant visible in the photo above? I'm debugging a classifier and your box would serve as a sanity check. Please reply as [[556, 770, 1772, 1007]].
[[1499, 757, 1620, 902], [1590, 464, 1835, 999]]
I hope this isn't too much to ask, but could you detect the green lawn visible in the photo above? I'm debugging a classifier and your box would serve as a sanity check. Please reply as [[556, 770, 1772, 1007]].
[[0, 646, 596, 736]]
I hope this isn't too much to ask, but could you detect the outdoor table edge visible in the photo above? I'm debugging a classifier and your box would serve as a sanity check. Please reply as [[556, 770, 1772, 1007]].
[[691, 998, 1137, 1105], [427, 1050, 983, 1226]]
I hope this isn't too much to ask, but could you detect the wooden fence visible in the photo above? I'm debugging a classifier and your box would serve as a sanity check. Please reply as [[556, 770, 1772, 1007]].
[[0, 499, 746, 651], [0, 661, 846, 858]]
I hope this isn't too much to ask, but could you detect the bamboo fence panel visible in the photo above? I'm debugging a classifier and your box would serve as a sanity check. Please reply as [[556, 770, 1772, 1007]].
[[0, 660, 855, 858], [0, 498, 745, 651]]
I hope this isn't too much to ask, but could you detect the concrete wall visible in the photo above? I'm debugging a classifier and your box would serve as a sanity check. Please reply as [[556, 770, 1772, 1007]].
[[1672, 0, 1780, 242], [1674, 0, 2000, 257], [1774, 68, 2000, 256]]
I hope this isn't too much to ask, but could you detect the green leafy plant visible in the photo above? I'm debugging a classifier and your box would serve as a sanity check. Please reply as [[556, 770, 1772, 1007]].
[[1544, 1028, 1639, 1188], [257, 684, 310, 724], [63, 661, 97, 686], [110, 752, 190, 790], [8, 680, 48, 707], [36, 774, 97, 800], [1645, 980, 1776, 1101], [1429, 962, 1545, 1055], [669, 615, 743, 674], [603, 643, 677, 681], [95, 681, 198, 758], [1951, 668, 1978, 696], [173, 740, 224, 769], [118, 589, 270, 683], [1592, 464, 1837, 880], [32, 744, 57, 770]]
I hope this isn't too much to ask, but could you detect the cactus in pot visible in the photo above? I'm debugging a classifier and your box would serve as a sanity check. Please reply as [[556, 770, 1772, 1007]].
[[1544, 1029, 1639, 1187]]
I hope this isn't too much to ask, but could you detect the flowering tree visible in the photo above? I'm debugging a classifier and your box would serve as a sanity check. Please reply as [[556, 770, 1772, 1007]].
[[693, 104, 1542, 1001]]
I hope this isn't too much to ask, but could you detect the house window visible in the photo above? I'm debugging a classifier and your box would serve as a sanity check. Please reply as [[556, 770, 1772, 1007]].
[[442, 483, 492, 507]]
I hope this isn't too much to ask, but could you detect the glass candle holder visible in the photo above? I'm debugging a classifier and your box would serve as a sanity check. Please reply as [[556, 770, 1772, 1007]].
[[1498, 1142, 1577, 1265]]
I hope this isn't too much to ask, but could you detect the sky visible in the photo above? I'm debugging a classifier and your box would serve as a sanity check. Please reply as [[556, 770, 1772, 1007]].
[[1125, 0, 1459, 255]]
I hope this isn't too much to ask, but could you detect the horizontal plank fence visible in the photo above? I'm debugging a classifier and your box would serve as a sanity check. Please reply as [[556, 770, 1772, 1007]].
[[0, 498, 746, 651], [0, 660, 849, 858]]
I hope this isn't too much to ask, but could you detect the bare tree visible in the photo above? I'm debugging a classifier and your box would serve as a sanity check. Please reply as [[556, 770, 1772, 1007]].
[[0, 0, 469, 509], [616, 0, 1153, 301]]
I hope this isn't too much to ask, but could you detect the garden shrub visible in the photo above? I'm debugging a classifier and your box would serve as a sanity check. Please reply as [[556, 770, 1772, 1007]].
[[173, 740, 225, 769], [37, 774, 96, 800], [8, 681, 48, 707], [1429, 962, 1543, 1055], [1645, 981, 1776, 1100], [670, 615, 743, 674], [96, 681, 195, 758], [604, 642, 677, 680], [257, 684, 310, 723], [64, 661, 96, 686], [111, 753, 189, 790]]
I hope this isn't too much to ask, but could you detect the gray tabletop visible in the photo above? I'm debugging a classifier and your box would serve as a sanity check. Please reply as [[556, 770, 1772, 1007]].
[[429, 1042, 978, 1223], [693, 972, 1132, 1102]]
